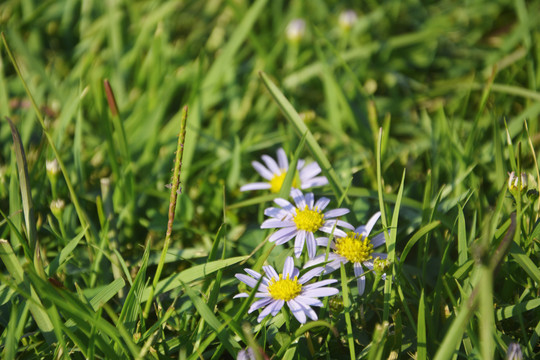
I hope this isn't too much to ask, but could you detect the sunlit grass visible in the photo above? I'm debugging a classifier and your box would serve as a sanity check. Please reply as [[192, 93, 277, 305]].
[[0, 0, 539, 358]]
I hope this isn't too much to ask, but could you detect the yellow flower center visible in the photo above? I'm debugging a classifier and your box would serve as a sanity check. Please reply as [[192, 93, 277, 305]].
[[293, 206, 324, 232], [269, 170, 300, 193], [335, 232, 373, 263], [267, 274, 302, 301]]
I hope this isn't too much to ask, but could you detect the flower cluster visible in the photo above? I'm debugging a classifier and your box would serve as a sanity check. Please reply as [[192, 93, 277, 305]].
[[236, 148, 390, 325]]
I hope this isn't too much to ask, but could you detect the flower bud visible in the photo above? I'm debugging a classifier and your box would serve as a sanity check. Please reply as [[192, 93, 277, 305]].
[[286, 19, 306, 43], [46, 159, 60, 176], [50, 199, 65, 218], [339, 10, 357, 32]]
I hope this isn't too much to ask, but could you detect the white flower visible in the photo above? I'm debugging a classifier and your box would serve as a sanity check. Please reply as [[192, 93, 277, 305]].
[[240, 148, 328, 193], [261, 189, 353, 258], [234, 257, 339, 324], [304, 212, 387, 295]]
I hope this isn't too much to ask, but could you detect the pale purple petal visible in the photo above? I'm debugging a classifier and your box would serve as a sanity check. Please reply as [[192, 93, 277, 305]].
[[240, 182, 272, 191], [249, 297, 274, 313], [244, 268, 261, 280], [290, 266, 300, 279], [287, 299, 307, 324], [301, 176, 328, 189], [303, 278, 338, 290], [268, 227, 298, 244], [257, 299, 280, 322], [298, 267, 324, 283], [314, 197, 330, 211], [269, 299, 285, 316], [233, 293, 249, 298], [305, 192, 314, 209], [301, 301, 319, 321], [335, 220, 355, 230], [306, 232, 317, 259], [235, 274, 259, 288], [299, 162, 322, 178], [303, 254, 327, 269], [294, 230, 306, 258], [372, 252, 387, 260], [324, 208, 350, 218], [252, 161, 274, 180], [363, 260, 374, 270], [261, 218, 295, 229], [291, 189, 306, 209], [261, 155, 281, 174], [262, 265, 279, 281], [282, 256, 295, 277], [294, 296, 323, 307], [303, 287, 339, 298], [371, 232, 387, 248], [354, 262, 366, 295], [319, 225, 347, 238], [274, 198, 296, 214], [276, 148, 288, 169], [355, 212, 381, 236], [264, 207, 290, 219], [315, 237, 329, 247]]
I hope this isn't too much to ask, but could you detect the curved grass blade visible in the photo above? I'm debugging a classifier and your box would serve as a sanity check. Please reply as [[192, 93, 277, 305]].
[[259, 71, 348, 203]]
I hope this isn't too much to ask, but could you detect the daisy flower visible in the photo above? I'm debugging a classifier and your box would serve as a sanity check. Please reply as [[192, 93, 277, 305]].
[[240, 148, 328, 193], [261, 189, 353, 258], [234, 257, 339, 324], [304, 211, 388, 295]]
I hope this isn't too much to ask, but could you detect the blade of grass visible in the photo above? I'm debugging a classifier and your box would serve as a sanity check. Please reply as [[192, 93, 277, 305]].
[[259, 71, 348, 203]]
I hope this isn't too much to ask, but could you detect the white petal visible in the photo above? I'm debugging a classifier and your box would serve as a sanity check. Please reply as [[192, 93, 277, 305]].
[[261, 154, 281, 174], [287, 299, 307, 324], [314, 197, 330, 211], [268, 227, 297, 244], [296, 159, 305, 170], [261, 218, 295, 229], [324, 208, 350, 218], [276, 148, 288, 169], [252, 161, 274, 180], [283, 257, 295, 277], [294, 230, 306, 258], [240, 182, 271, 191], [298, 267, 324, 283]]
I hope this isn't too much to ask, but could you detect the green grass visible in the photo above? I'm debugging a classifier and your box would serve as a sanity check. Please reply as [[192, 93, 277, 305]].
[[1, 0, 539, 358]]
